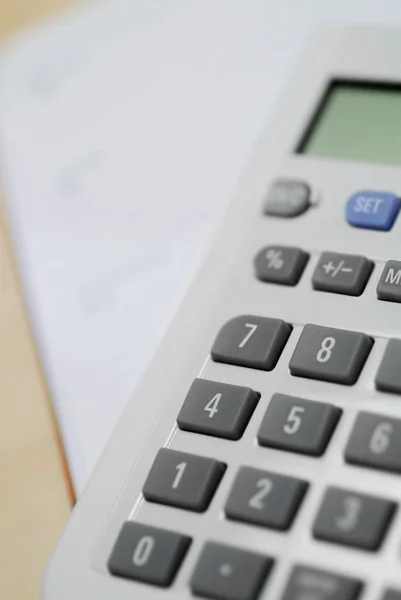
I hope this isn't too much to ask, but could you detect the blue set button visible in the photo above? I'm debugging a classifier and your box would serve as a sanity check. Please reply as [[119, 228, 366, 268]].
[[346, 191, 400, 231]]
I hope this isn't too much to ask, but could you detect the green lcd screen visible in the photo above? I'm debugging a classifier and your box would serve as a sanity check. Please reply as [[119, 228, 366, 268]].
[[297, 81, 401, 165]]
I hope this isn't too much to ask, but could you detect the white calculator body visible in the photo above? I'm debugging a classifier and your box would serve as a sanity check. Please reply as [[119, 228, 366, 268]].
[[43, 26, 401, 600]]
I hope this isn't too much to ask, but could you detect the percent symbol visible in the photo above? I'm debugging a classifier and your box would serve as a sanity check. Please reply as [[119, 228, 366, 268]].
[[265, 249, 284, 269]]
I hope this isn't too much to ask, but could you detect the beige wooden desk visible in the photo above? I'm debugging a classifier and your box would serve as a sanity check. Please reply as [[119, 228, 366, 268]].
[[0, 1, 79, 598]]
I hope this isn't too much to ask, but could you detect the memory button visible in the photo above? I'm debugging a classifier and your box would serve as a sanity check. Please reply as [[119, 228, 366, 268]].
[[377, 260, 401, 302]]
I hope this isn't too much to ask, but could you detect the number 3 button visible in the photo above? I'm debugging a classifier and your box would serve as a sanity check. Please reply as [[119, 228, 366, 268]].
[[289, 324, 373, 385]]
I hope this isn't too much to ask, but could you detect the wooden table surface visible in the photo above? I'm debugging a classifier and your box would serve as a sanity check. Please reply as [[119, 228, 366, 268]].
[[0, 1, 79, 598]]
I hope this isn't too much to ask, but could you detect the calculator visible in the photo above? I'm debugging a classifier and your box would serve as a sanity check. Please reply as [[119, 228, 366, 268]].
[[43, 25, 401, 600]]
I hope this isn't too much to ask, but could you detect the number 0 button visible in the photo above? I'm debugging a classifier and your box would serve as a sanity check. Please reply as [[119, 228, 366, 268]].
[[108, 522, 191, 586], [289, 324, 373, 385], [258, 394, 341, 456], [177, 379, 260, 440], [211, 315, 292, 371], [143, 449, 226, 512]]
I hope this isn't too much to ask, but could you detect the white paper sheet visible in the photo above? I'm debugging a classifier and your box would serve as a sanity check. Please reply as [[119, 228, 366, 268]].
[[0, 0, 400, 492]]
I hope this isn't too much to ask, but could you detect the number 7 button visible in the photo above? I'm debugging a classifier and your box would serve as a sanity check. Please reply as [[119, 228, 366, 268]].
[[211, 315, 292, 371]]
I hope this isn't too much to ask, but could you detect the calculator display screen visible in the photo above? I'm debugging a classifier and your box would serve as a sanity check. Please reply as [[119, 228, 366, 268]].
[[297, 81, 401, 165]]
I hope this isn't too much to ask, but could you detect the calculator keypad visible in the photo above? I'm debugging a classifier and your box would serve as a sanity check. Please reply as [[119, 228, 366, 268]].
[[258, 394, 341, 456], [108, 522, 191, 586], [110, 314, 401, 596], [142, 448, 226, 512], [190, 541, 273, 600], [313, 487, 396, 551], [312, 252, 373, 296], [345, 412, 401, 474], [289, 324, 373, 385], [211, 315, 292, 371], [376, 339, 401, 394], [254, 246, 309, 286], [225, 467, 308, 531], [177, 378, 259, 440], [281, 565, 362, 600]]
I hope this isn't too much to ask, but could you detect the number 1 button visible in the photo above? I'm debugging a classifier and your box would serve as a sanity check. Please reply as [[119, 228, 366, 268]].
[[143, 449, 226, 512], [211, 315, 292, 371]]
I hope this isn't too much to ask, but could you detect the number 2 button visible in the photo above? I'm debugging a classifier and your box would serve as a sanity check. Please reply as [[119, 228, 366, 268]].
[[289, 324, 373, 385], [211, 315, 292, 371], [225, 467, 308, 530]]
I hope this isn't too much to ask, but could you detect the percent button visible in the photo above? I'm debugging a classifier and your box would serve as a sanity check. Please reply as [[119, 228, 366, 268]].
[[254, 246, 309, 286]]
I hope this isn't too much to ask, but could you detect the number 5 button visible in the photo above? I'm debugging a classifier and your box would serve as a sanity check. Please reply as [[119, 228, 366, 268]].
[[289, 324, 373, 385], [345, 412, 401, 474], [211, 315, 292, 371], [258, 394, 341, 456]]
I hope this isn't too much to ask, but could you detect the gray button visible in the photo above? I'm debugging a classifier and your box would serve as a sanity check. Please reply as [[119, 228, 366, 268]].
[[313, 486, 396, 551], [383, 590, 401, 600], [377, 261, 401, 302], [143, 449, 225, 512], [281, 565, 362, 600], [312, 252, 373, 296], [108, 522, 191, 586], [289, 324, 373, 385], [345, 412, 401, 474], [376, 339, 401, 394], [258, 394, 341, 456], [254, 246, 309, 286], [190, 542, 273, 600], [177, 379, 259, 440], [264, 179, 311, 218], [211, 315, 292, 371], [143, 448, 226, 512], [225, 467, 308, 531]]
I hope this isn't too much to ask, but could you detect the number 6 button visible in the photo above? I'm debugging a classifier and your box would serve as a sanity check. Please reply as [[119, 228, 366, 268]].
[[345, 412, 401, 474], [211, 315, 292, 371], [289, 324, 373, 385]]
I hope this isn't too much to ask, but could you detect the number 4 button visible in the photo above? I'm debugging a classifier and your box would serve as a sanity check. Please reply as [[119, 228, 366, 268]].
[[177, 379, 260, 440]]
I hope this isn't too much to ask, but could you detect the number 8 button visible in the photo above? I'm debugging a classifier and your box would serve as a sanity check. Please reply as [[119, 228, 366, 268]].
[[289, 324, 373, 385]]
